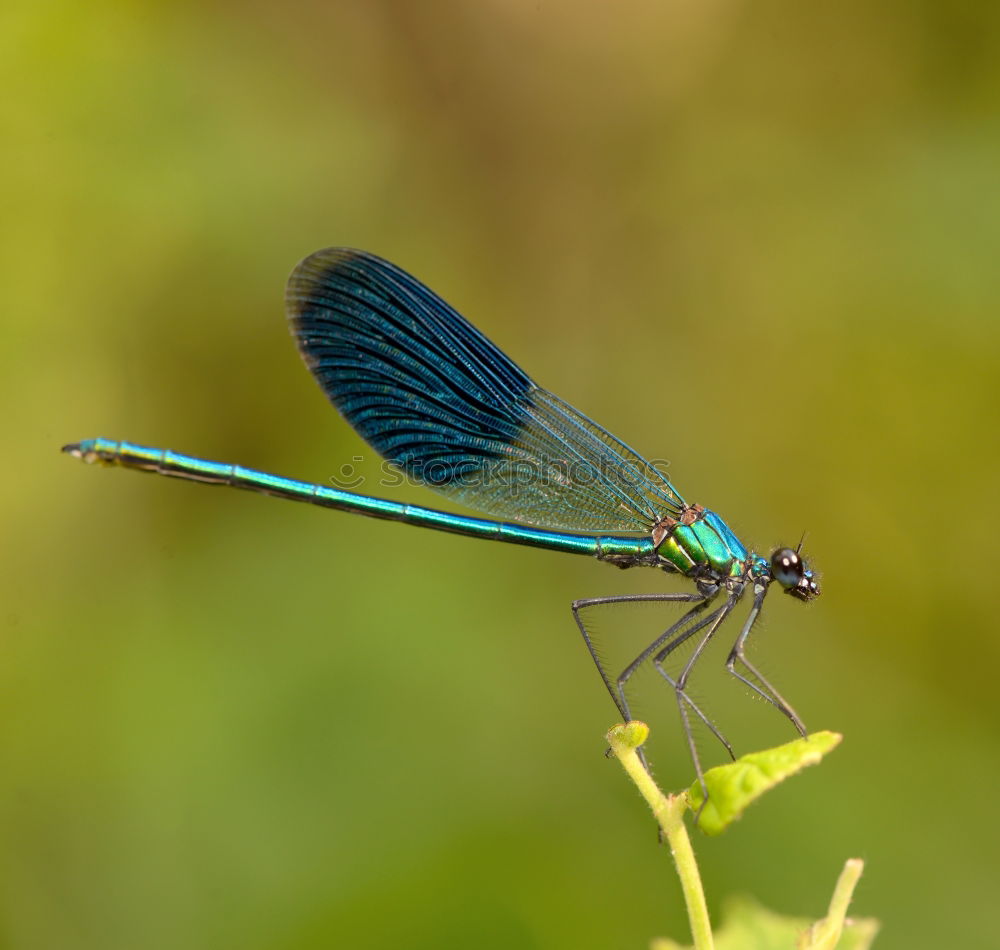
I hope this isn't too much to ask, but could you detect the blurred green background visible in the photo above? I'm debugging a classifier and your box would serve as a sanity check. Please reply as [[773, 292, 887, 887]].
[[4, 1, 999, 947]]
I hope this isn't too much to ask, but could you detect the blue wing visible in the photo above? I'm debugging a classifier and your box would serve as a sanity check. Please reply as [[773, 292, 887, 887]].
[[286, 248, 684, 533]]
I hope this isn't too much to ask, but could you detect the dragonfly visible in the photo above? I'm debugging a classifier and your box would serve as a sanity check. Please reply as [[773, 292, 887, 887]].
[[64, 247, 820, 790]]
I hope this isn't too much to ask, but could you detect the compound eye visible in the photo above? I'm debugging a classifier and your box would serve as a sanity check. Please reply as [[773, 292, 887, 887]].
[[771, 547, 804, 588]]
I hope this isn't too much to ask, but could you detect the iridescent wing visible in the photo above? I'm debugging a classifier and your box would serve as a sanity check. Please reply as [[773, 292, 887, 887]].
[[286, 248, 684, 533]]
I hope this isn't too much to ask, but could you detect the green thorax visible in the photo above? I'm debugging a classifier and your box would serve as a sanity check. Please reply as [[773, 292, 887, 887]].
[[655, 506, 749, 578]]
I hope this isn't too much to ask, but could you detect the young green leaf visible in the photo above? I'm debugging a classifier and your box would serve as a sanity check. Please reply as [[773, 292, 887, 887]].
[[687, 731, 842, 835], [651, 890, 879, 950]]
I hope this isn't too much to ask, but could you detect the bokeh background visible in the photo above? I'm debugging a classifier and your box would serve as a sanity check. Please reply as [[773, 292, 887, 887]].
[[4, 2, 999, 947]]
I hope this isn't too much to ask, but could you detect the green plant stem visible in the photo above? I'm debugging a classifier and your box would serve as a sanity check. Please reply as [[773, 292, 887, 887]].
[[827, 858, 864, 923], [607, 723, 713, 950], [800, 858, 865, 949]]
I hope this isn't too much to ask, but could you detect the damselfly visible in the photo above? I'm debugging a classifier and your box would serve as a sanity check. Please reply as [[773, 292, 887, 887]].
[[64, 248, 820, 789]]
